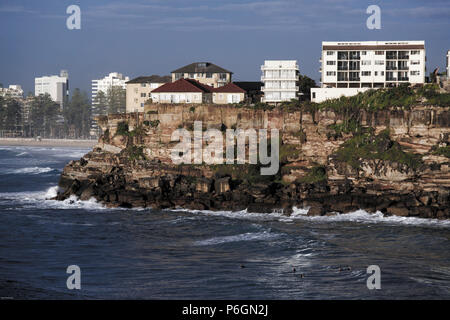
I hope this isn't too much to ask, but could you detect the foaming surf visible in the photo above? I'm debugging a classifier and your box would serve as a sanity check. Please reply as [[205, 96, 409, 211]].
[[194, 230, 282, 246], [4, 167, 57, 175], [170, 206, 450, 228]]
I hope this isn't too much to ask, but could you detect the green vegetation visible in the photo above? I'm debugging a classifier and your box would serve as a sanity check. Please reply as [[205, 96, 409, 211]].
[[279, 143, 300, 163], [123, 145, 146, 161], [335, 129, 422, 170], [189, 106, 196, 113], [431, 146, 450, 158], [115, 121, 129, 136], [299, 165, 327, 184]]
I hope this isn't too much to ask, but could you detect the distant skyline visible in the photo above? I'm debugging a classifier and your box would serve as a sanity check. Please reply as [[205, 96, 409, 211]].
[[1, 0, 449, 98]]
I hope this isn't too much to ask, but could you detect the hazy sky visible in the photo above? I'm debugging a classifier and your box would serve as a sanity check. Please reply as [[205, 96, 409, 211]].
[[1, 0, 449, 98]]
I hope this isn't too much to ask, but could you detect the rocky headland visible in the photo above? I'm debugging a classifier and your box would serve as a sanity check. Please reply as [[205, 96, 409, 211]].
[[56, 89, 450, 219]]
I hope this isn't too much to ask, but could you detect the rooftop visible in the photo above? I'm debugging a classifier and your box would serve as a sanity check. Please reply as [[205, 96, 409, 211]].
[[126, 75, 171, 84], [151, 78, 214, 93], [171, 62, 233, 75]]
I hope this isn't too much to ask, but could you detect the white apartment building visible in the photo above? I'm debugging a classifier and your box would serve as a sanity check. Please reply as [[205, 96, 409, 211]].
[[35, 70, 69, 107], [0, 85, 24, 98], [261, 60, 300, 103], [125, 75, 171, 113], [91, 72, 129, 103], [312, 41, 426, 103], [447, 50, 450, 80]]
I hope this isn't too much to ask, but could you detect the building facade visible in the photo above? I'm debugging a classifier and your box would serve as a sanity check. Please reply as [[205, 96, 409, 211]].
[[125, 75, 171, 113], [91, 72, 129, 136], [261, 60, 300, 103], [312, 41, 426, 103], [447, 50, 450, 80], [320, 41, 426, 88], [0, 85, 24, 98], [212, 83, 246, 104], [151, 78, 213, 104], [171, 62, 232, 88], [35, 70, 69, 107]]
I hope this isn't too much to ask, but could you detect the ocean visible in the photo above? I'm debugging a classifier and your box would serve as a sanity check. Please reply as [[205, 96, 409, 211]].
[[0, 145, 449, 299]]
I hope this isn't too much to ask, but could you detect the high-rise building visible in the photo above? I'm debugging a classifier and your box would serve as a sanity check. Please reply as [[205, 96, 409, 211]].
[[90, 72, 129, 136], [0, 85, 24, 99], [312, 41, 426, 103], [261, 60, 300, 103], [34, 70, 69, 107], [447, 50, 450, 80]]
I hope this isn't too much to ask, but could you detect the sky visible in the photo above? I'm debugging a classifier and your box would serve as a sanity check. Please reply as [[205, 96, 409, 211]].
[[0, 0, 449, 98]]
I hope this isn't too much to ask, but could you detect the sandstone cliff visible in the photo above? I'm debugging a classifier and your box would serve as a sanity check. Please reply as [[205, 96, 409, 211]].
[[56, 103, 450, 219]]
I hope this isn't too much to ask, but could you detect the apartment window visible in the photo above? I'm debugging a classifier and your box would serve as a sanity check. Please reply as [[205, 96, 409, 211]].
[[327, 51, 335, 55], [375, 60, 384, 65], [374, 71, 378, 76], [326, 71, 336, 76], [326, 61, 336, 65], [174, 73, 182, 80], [411, 71, 420, 75], [189, 73, 195, 78], [140, 103, 144, 107], [206, 73, 213, 78], [140, 83, 146, 87], [375, 51, 384, 55], [411, 50, 420, 55], [361, 60, 371, 65], [410, 60, 420, 65], [141, 93, 146, 97], [361, 71, 371, 76], [381, 71, 384, 76], [312, 92, 316, 99]]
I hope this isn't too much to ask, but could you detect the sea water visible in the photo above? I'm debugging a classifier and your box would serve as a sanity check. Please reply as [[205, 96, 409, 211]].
[[0, 146, 449, 299]]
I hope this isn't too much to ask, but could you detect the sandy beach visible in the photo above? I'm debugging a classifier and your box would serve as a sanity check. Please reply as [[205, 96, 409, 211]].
[[0, 138, 97, 148]]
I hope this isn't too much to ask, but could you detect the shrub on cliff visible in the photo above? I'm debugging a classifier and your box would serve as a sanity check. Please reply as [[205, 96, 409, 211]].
[[299, 165, 327, 184], [116, 121, 129, 136], [335, 129, 422, 170]]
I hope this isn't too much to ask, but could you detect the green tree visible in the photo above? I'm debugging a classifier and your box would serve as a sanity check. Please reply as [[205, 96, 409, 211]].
[[64, 88, 91, 138], [107, 86, 126, 114], [30, 94, 60, 138], [93, 90, 108, 116], [298, 74, 317, 101]]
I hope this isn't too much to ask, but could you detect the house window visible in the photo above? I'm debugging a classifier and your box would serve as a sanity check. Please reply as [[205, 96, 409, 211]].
[[141, 103, 144, 107], [411, 50, 420, 55], [361, 51, 367, 55], [189, 73, 195, 78], [141, 93, 146, 97], [312, 92, 316, 99], [206, 73, 212, 78], [140, 83, 146, 87], [374, 71, 378, 76]]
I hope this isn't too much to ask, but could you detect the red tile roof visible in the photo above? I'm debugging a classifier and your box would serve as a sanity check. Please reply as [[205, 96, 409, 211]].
[[213, 82, 246, 93], [151, 78, 214, 93]]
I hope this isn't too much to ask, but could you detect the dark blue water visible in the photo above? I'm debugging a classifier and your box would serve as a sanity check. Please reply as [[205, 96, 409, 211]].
[[0, 145, 450, 299]]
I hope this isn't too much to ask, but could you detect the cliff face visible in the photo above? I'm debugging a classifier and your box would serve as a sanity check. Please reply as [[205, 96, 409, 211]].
[[57, 104, 450, 218]]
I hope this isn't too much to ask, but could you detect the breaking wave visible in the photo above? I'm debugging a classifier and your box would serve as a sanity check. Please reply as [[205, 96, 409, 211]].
[[194, 230, 281, 246], [6, 167, 56, 175]]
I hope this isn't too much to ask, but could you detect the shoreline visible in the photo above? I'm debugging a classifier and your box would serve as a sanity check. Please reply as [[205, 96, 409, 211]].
[[0, 138, 97, 148]]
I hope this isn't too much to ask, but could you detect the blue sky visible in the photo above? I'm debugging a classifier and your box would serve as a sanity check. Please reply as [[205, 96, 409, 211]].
[[0, 0, 449, 97]]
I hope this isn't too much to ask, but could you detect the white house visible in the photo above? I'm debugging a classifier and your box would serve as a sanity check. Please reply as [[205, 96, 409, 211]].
[[261, 60, 299, 103]]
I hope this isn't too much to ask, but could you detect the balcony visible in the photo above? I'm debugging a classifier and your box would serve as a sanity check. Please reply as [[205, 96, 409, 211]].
[[386, 77, 397, 81], [398, 66, 409, 71], [349, 78, 360, 82], [386, 54, 397, 60], [398, 77, 409, 81], [386, 66, 397, 70], [338, 66, 348, 71]]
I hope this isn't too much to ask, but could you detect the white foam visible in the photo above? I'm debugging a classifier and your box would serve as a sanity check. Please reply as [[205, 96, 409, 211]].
[[0, 187, 107, 211], [170, 207, 450, 228], [7, 167, 54, 175], [194, 231, 281, 246]]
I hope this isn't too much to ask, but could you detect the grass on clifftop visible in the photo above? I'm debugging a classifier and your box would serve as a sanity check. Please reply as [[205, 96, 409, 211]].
[[335, 129, 423, 170]]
